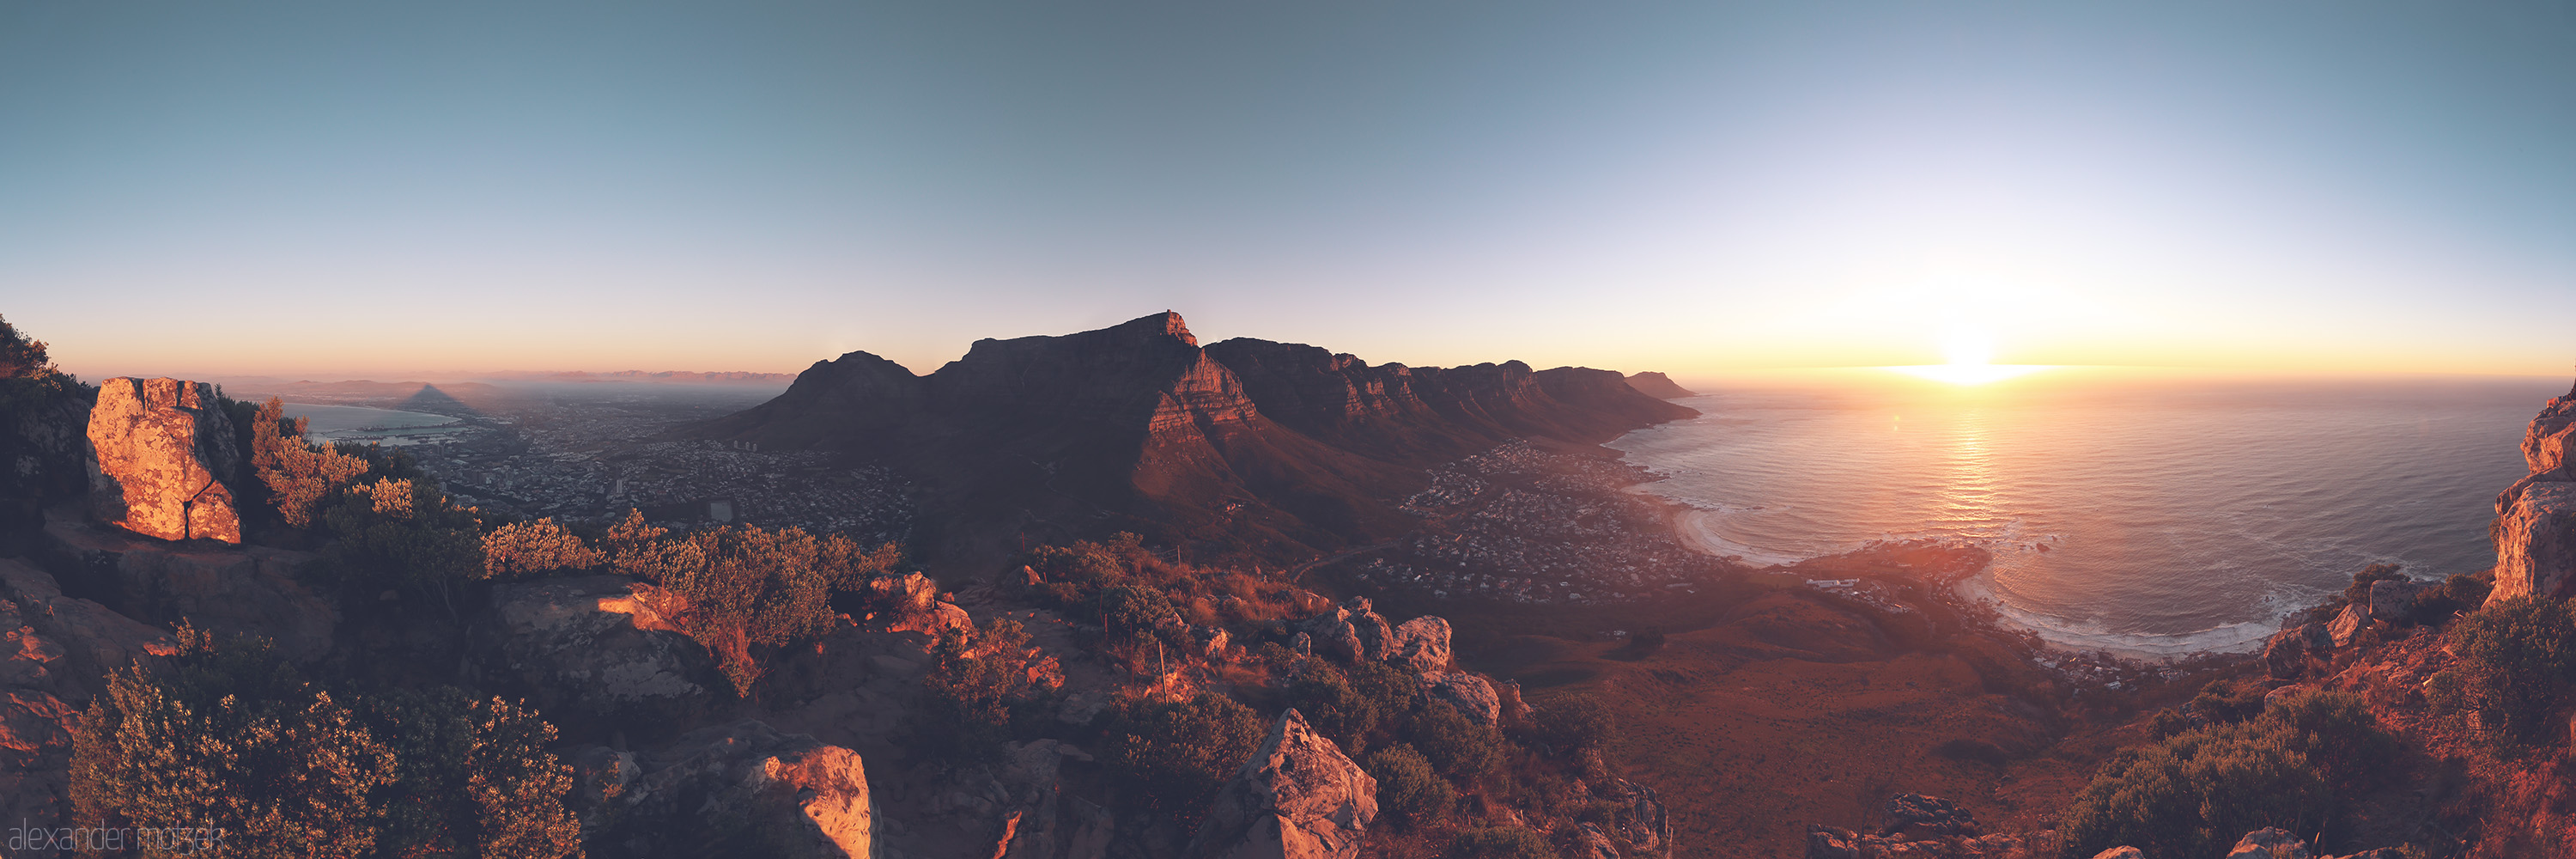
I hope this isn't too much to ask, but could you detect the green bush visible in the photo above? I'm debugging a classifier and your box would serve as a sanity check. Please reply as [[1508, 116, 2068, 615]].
[[2061, 689, 2391, 859], [1100, 692, 1265, 814], [1447, 825, 1558, 859], [2445, 595, 2576, 742], [1407, 700, 1510, 783], [1364, 743, 1455, 828], [1286, 661, 1380, 757]]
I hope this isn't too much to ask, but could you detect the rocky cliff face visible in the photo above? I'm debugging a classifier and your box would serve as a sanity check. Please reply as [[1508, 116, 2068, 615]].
[[2490, 381, 2576, 603], [696, 313, 1696, 564], [85, 377, 241, 544]]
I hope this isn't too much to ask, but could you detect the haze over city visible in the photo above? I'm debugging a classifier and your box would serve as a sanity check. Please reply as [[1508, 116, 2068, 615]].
[[6, 2, 2572, 381]]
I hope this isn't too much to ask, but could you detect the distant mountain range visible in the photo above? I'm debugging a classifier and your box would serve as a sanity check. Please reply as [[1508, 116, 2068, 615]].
[[692, 312, 1698, 566]]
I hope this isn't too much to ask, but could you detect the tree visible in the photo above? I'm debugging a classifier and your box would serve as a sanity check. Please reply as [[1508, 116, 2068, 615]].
[[0, 314, 51, 379], [598, 509, 852, 696], [481, 517, 604, 581], [251, 397, 371, 528]]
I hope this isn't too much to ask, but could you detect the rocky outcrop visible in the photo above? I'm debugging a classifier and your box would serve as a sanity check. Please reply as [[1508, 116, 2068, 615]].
[[1297, 597, 1394, 663], [0, 558, 174, 827], [1621, 372, 1696, 400], [1389, 616, 1451, 673], [85, 377, 241, 543], [1803, 794, 2026, 859], [2367, 577, 2429, 622], [2329, 603, 2372, 648], [1185, 709, 1377, 859], [695, 313, 1696, 564], [577, 720, 875, 859], [1423, 671, 1502, 726], [2491, 383, 2576, 604], [41, 511, 334, 661], [474, 576, 724, 732], [2224, 827, 2309, 858]]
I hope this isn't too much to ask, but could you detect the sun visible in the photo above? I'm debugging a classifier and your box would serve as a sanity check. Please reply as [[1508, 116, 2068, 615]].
[[1886, 326, 2050, 385]]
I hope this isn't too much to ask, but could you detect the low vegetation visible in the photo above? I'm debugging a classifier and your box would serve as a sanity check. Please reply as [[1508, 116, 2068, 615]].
[[2062, 689, 2394, 858], [69, 626, 580, 859]]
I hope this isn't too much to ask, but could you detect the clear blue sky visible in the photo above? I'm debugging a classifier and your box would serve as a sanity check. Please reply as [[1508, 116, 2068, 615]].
[[4, 2, 2571, 381]]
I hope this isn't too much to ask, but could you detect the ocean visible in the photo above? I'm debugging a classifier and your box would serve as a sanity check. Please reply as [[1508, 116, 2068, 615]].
[[280, 403, 461, 446], [1607, 368, 2564, 656]]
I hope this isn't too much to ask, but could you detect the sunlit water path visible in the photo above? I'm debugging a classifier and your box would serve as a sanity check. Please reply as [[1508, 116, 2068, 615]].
[[1608, 369, 2559, 656]]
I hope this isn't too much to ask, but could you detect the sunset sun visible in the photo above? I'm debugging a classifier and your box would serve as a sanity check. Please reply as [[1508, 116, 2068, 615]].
[[1888, 326, 2050, 385]]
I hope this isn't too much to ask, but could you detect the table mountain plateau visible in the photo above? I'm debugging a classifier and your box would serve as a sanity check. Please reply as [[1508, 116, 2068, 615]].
[[691, 312, 1696, 565]]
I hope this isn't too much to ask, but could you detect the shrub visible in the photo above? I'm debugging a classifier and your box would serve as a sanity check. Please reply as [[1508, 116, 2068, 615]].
[[921, 618, 1064, 758], [1528, 695, 1615, 754], [2445, 595, 2576, 742], [1286, 661, 1379, 757], [598, 510, 845, 696], [2412, 573, 2494, 625], [251, 397, 373, 528], [481, 517, 603, 580], [68, 626, 580, 858], [1365, 743, 1455, 828], [1100, 692, 1265, 814], [359, 687, 583, 859], [2188, 678, 2270, 724], [1407, 699, 1510, 783], [2061, 689, 2391, 859], [1447, 825, 1558, 859]]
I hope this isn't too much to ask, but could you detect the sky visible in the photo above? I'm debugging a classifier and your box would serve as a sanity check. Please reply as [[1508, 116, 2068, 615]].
[[3, 2, 2572, 383]]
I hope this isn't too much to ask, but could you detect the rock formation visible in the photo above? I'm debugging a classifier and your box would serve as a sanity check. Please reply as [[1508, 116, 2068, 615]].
[[694, 313, 1696, 564], [1185, 709, 1377, 859], [2490, 381, 2576, 603], [474, 576, 725, 733], [1389, 616, 1452, 673], [84, 377, 241, 543], [574, 720, 875, 859]]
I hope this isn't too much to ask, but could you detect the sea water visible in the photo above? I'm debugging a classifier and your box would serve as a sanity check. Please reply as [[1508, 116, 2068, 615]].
[[280, 403, 460, 446], [1607, 368, 2564, 656]]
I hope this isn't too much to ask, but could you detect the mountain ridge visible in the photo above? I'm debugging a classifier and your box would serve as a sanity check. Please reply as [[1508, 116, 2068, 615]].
[[691, 312, 1698, 566]]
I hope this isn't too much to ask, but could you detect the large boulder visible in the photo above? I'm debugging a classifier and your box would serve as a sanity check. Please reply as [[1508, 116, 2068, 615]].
[[2328, 602, 2372, 648], [1297, 598, 1394, 664], [85, 377, 241, 544], [1185, 709, 1377, 859], [1421, 670, 1502, 726], [1389, 616, 1451, 673], [1607, 778, 1673, 855], [473, 576, 724, 733], [2264, 629, 2310, 679], [2367, 577, 2428, 622], [589, 720, 876, 859], [41, 512, 335, 661]]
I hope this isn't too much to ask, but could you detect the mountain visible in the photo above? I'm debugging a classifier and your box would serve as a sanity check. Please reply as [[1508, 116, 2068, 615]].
[[692, 312, 1697, 565], [1624, 371, 1698, 399]]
